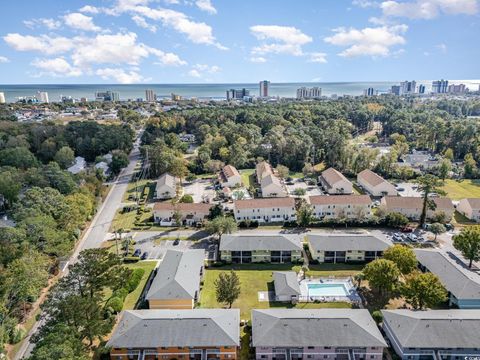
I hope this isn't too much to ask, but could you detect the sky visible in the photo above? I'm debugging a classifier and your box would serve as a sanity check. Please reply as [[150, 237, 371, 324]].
[[0, 0, 478, 84]]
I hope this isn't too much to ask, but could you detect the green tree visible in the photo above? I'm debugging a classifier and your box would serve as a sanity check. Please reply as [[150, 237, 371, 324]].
[[415, 175, 445, 226], [453, 226, 480, 268], [401, 271, 447, 310], [0, 167, 22, 207], [443, 148, 454, 161], [110, 150, 129, 175], [383, 245, 417, 275], [54, 146, 75, 169], [363, 259, 400, 295], [179, 194, 194, 203], [205, 216, 237, 239], [0, 147, 38, 169], [464, 153, 477, 178], [430, 223, 446, 241], [275, 165, 289, 179], [214, 271, 241, 308], [296, 202, 314, 227], [437, 159, 452, 181], [384, 212, 409, 228]]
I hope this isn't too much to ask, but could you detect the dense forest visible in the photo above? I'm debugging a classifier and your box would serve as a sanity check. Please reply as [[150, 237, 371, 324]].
[[141, 96, 480, 179], [0, 120, 134, 356]]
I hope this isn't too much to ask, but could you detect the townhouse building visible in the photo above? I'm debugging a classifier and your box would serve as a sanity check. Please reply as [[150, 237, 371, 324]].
[[319, 168, 353, 195], [457, 198, 480, 222], [309, 195, 372, 220], [233, 198, 296, 223], [380, 196, 454, 221], [357, 169, 397, 197]]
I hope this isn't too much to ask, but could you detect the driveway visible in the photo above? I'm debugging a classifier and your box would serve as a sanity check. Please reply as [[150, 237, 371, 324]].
[[182, 178, 217, 203], [396, 182, 422, 197], [285, 179, 323, 198]]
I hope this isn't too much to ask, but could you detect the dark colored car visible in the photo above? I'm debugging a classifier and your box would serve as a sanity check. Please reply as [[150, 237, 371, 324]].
[[173, 238, 180, 246], [401, 226, 414, 233], [141, 252, 149, 260], [133, 249, 141, 257]]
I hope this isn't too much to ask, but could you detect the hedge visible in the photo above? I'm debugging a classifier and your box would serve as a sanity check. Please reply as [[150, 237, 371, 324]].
[[127, 268, 145, 292], [113, 287, 129, 301], [123, 256, 140, 263], [107, 297, 123, 313]]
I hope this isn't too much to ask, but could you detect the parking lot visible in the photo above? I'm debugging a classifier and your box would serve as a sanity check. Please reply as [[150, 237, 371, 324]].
[[285, 178, 323, 197], [182, 178, 217, 203], [396, 182, 423, 197]]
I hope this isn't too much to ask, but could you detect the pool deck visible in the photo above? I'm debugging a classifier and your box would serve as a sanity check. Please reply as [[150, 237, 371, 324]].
[[299, 277, 361, 304]]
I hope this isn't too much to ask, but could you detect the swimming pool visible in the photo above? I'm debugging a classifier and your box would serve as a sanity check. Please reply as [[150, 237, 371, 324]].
[[307, 283, 349, 297]]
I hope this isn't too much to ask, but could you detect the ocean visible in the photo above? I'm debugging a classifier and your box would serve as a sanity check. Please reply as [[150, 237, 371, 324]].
[[0, 80, 479, 102]]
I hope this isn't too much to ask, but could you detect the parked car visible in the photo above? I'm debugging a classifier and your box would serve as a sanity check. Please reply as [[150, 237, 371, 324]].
[[173, 238, 180, 246], [133, 249, 141, 257], [392, 233, 403, 242], [407, 234, 418, 242], [401, 225, 414, 233], [445, 223, 454, 231], [141, 252, 149, 260], [397, 187, 405, 192]]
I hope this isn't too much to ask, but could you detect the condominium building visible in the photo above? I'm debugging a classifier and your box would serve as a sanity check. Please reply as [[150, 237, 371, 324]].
[[457, 198, 480, 222], [432, 79, 449, 93], [380, 196, 454, 221], [309, 195, 372, 220], [448, 83, 467, 94], [153, 203, 212, 226], [233, 197, 296, 223], [226, 88, 249, 100], [155, 173, 177, 199], [252, 309, 387, 360], [296, 87, 322, 99], [107, 309, 240, 360], [363, 88, 377, 96], [400, 80, 416, 94], [219, 165, 242, 188], [145, 89, 156, 102], [36, 91, 49, 103], [357, 169, 397, 197], [95, 90, 120, 101], [259, 80, 270, 97], [318, 168, 353, 194], [0, 92, 5, 104]]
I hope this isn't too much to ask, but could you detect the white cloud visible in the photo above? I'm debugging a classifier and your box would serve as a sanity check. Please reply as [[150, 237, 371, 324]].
[[3, 33, 74, 55], [0, 56, 9, 63], [24, 18, 62, 30], [31, 57, 82, 77], [148, 47, 187, 66], [196, 0, 217, 14], [188, 63, 220, 78], [250, 25, 312, 56], [436, 43, 448, 53], [79, 5, 100, 14], [308, 52, 328, 63], [96, 67, 147, 83], [250, 56, 267, 63], [352, 0, 379, 7], [132, 15, 157, 32], [381, 0, 478, 19], [64, 13, 102, 32], [324, 25, 408, 57], [132, 6, 226, 49]]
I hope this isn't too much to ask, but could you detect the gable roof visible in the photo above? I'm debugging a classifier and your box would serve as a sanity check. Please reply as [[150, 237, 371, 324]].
[[146, 249, 204, 301], [220, 234, 302, 251], [382, 310, 480, 349], [234, 197, 295, 210], [382, 196, 453, 211], [307, 234, 390, 252], [252, 309, 387, 348], [157, 173, 176, 188], [461, 198, 480, 210], [153, 202, 213, 213], [414, 249, 480, 300], [273, 271, 301, 297], [256, 161, 273, 179], [222, 165, 240, 179], [261, 173, 282, 188], [321, 168, 351, 187], [357, 169, 388, 187], [107, 309, 240, 348], [309, 195, 371, 206]]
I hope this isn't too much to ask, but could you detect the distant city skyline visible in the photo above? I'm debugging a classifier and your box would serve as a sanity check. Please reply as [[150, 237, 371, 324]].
[[0, 0, 479, 84]]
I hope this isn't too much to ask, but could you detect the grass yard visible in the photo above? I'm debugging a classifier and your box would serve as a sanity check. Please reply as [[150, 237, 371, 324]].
[[239, 168, 255, 188], [104, 260, 157, 310], [110, 206, 154, 232], [440, 179, 480, 200], [122, 179, 156, 202], [199, 263, 358, 320]]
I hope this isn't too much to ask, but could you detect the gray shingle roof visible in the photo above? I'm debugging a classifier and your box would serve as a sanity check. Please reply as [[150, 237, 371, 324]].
[[146, 249, 204, 301], [107, 309, 240, 348], [273, 271, 301, 297], [382, 310, 480, 349], [414, 249, 480, 300], [307, 234, 390, 252], [252, 309, 387, 347], [220, 235, 302, 251]]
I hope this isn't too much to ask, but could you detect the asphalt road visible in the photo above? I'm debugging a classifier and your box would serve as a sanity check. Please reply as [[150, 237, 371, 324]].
[[15, 132, 142, 360]]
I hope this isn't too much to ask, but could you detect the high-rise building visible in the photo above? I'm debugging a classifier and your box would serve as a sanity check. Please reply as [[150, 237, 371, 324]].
[[226, 88, 250, 100], [259, 80, 270, 97], [0, 92, 5, 104], [145, 89, 156, 102], [171, 93, 182, 101], [418, 84, 426, 94], [36, 91, 49, 103], [296, 87, 322, 99], [391, 85, 401, 96], [448, 83, 467, 94], [400, 80, 416, 94], [432, 79, 449, 93], [363, 88, 377, 97], [95, 91, 120, 102]]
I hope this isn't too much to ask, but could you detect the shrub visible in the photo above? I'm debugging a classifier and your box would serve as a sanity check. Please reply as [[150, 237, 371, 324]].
[[123, 256, 140, 263], [10, 328, 26, 344], [113, 287, 129, 301], [180, 194, 194, 203], [238, 221, 248, 228], [249, 220, 259, 228], [372, 310, 383, 324], [127, 268, 145, 292], [293, 188, 307, 196], [107, 297, 124, 313]]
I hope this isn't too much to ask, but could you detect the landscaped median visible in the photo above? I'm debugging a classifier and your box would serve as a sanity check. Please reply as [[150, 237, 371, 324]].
[[198, 263, 361, 320]]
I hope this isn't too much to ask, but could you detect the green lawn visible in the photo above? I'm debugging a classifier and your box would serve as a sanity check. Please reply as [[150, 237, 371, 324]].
[[199, 264, 358, 320], [122, 178, 156, 202], [111, 206, 154, 232], [104, 260, 157, 310], [441, 179, 480, 200], [239, 169, 255, 188]]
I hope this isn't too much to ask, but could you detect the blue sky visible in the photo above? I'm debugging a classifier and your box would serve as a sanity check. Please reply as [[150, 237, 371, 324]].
[[0, 0, 478, 84]]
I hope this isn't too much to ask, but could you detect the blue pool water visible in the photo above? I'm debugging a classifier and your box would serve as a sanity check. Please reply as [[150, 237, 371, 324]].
[[307, 283, 349, 297]]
